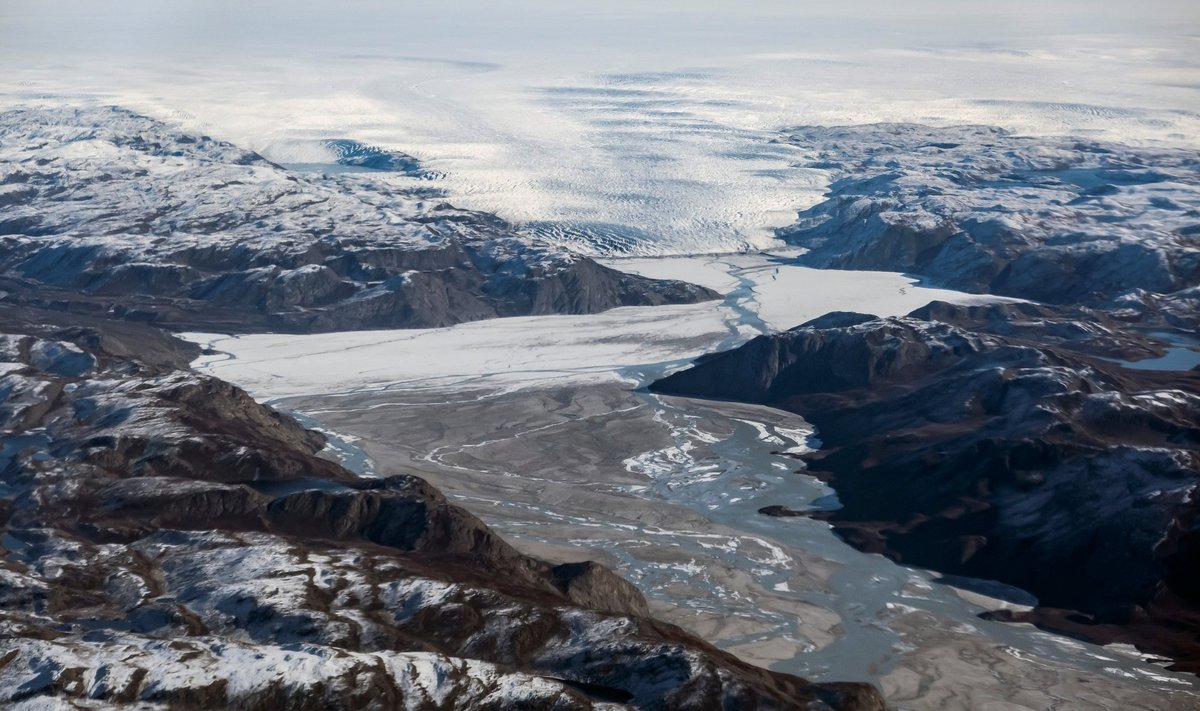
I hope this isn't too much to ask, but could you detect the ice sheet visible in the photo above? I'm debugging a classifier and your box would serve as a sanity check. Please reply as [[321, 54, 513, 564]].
[[601, 256, 745, 294], [4, 2, 1196, 257]]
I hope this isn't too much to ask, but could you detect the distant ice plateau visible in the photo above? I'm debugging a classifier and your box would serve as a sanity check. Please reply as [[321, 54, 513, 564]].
[[4, 1, 1197, 256]]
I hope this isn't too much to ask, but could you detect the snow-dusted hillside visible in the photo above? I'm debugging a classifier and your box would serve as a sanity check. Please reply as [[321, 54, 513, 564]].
[[778, 124, 1200, 325], [0, 106, 716, 333], [0, 306, 884, 710], [652, 298, 1200, 672]]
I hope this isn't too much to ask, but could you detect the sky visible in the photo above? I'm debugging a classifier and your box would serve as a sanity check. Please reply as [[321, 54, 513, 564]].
[[3, 1, 1196, 55], [3, 1, 1198, 254]]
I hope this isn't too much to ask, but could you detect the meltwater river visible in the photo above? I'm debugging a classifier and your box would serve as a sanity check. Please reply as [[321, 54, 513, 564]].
[[190, 251, 1200, 709]]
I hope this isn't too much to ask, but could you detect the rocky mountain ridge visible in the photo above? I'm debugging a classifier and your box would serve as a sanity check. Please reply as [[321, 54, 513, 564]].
[[0, 305, 885, 710], [652, 301, 1200, 671], [0, 106, 717, 333], [777, 124, 1199, 328]]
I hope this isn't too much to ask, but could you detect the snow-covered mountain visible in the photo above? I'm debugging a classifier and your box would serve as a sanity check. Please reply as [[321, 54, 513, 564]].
[[778, 124, 1199, 327], [0, 106, 716, 333]]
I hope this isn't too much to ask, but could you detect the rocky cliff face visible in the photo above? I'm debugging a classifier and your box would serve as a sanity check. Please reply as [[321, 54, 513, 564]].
[[0, 306, 884, 710], [777, 124, 1199, 328], [0, 106, 717, 333], [652, 301, 1200, 671]]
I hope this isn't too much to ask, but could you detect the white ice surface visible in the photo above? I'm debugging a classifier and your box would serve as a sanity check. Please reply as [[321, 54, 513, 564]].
[[601, 256, 745, 294], [184, 300, 729, 399], [3, 2, 1197, 257], [748, 266, 1019, 332], [606, 252, 1023, 331], [184, 253, 1011, 399]]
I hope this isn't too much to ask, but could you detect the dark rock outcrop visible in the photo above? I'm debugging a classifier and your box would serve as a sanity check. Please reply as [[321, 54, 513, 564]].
[[663, 123, 1200, 673], [652, 301, 1200, 671], [551, 561, 651, 617], [758, 505, 807, 518]]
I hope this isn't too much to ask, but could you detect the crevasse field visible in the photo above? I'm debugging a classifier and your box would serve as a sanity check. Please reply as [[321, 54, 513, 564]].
[[3, 0, 1198, 256]]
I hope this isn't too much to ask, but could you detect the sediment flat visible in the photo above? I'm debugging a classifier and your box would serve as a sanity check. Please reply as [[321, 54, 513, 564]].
[[190, 253, 1200, 709], [280, 381, 1198, 709]]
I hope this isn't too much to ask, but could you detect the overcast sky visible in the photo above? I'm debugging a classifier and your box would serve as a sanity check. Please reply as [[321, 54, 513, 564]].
[[3, 1, 1198, 62]]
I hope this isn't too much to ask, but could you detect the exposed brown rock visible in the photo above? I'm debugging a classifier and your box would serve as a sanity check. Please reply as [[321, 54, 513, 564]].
[[0, 307, 885, 710]]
